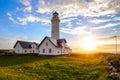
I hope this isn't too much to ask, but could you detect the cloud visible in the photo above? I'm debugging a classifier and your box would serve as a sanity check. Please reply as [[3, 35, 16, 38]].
[[7, 0, 120, 27], [114, 16, 120, 21], [17, 15, 50, 25], [89, 18, 110, 24], [19, 0, 30, 6], [39, 0, 45, 6], [66, 22, 72, 27], [86, 0, 120, 16], [17, 15, 39, 25], [61, 17, 77, 23], [8, 17, 17, 24], [93, 22, 120, 30], [61, 26, 91, 35], [24, 6, 32, 12], [7, 11, 50, 25], [36, 0, 82, 17], [19, 0, 32, 12], [7, 12, 12, 17], [7, 12, 18, 24], [36, 0, 120, 18]]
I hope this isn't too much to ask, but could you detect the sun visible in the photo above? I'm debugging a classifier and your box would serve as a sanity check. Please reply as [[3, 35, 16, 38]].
[[81, 36, 97, 51]]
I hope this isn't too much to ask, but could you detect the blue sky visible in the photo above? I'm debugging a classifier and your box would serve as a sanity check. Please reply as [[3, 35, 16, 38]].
[[0, 0, 120, 51]]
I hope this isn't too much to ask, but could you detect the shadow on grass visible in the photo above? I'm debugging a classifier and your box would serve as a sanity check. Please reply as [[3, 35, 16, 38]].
[[0, 54, 55, 67], [0, 53, 102, 67]]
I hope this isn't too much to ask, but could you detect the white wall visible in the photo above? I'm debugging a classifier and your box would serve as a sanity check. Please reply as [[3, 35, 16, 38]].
[[61, 41, 71, 55], [51, 14, 60, 39], [22, 49, 31, 54], [39, 38, 62, 55], [14, 43, 38, 54], [31, 44, 38, 53], [14, 43, 23, 54], [51, 22, 59, 39], [14, 39, 71, 55]]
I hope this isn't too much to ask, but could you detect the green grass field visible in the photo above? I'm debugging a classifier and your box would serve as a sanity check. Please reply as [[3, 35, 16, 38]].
[[0, 53, 112, 80]]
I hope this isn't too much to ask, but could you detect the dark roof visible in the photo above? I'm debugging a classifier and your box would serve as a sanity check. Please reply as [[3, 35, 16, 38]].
[[13, 41, 38, 49], [57, 39, 67, 47], [32, 42, 39, 46], [38, 36, 67, 48], [57, 39, 67, 43], [53, 11, 58, 15]]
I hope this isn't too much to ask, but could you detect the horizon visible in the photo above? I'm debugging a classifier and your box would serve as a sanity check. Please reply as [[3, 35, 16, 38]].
[[0, 0, 120, 53]]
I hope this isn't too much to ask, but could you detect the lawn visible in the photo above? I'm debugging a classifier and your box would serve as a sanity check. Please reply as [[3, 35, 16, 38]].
[[0, 53, 111, 80]]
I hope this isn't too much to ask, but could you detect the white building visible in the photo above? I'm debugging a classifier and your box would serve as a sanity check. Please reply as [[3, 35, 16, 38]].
[[38, 12, 71, 55], [13, 41, 38, 54], [14, 11, 72, 55], [38, 36, 71, 55]]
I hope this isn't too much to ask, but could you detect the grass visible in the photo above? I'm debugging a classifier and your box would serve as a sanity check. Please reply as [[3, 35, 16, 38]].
[[0, 50, 9, 53], [0, 53, 112, 80], [103, 53, 120, 72]]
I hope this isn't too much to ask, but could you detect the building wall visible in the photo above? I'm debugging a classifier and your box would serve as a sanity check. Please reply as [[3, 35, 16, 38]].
[[22, 49, 31, 54], [39, 38, 62, 55], [14, 43, 36, 54], [31, 44, 38, 53], [51, 14, 60, 39], [14, 39, 71, 55], [61, 41, 71, 55], [56, 48, 62, 55], [51, 21, 59, 39], [14, 43, 23, 54]]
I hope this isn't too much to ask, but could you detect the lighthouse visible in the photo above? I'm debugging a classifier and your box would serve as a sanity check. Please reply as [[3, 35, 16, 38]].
[[14, 11, 72, 55], [51, 11, 60, 39]]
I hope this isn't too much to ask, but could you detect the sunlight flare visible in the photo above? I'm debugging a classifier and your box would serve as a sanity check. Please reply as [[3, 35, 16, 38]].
[[81, 36, 97, 51]]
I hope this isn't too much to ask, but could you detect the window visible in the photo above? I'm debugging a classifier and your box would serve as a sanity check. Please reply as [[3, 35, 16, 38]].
[[25, 50, 27, 53], [46, 42, 48, 46], [43, 49, 45, 53], [49, 48, 52, 53], [29, 45, 31, 48]]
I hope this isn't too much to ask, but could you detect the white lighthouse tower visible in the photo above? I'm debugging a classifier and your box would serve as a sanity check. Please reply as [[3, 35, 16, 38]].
[[51, 11, 60, 39]]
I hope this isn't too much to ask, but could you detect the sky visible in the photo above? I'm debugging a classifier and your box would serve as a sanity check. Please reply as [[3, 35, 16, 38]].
[[0, 0, 120, 52]]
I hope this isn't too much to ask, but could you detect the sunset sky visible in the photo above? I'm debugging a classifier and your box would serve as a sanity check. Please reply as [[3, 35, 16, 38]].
[[0, 0, 120, 52]]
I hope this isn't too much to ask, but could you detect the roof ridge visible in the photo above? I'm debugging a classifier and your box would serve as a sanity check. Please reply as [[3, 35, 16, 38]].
[[17, 40, 36, 43]]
